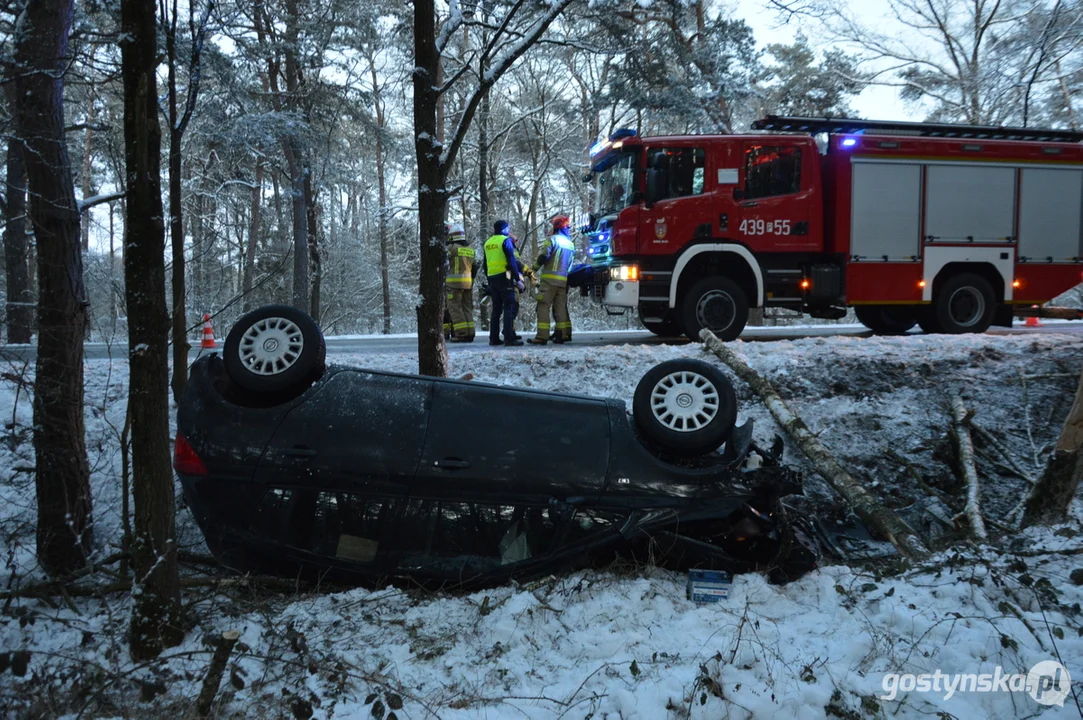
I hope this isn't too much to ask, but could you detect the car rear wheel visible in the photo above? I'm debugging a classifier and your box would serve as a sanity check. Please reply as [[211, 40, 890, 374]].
[[633, 359, 737, 456], [854, 305, 917, 335], [933, 273, 995, 334], [682, 277, 749, 342], [223, 305, 326, 396]]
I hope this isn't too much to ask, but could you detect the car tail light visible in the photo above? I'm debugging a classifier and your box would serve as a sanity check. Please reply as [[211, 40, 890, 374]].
[[173, 433, 208, 476]]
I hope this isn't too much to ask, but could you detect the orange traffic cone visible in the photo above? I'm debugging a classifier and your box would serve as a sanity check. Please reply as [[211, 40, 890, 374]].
[[201, 314, 217, 348], [1025, 306, 1042, 327]]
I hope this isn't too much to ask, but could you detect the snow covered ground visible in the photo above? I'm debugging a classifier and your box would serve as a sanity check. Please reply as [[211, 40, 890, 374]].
[[2, 331, 1083, 718]]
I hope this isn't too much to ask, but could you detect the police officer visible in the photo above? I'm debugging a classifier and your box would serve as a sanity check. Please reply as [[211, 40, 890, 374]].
[[528, 214, 576, 344], [484, 220, 525, 346], [445, 222, 476, 342]]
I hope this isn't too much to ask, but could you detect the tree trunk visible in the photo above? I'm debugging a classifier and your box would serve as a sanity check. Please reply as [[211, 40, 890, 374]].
[[285, 143, 309, 311], [121, 0, 183, 660], [243, 158, 263, 311], [700, 329, 930, 560], [371, 62, 392, 335], [413, 0, 450, 377], [3, 135, 33, 344], [168, 124, 189, 402], [79, 52, 95, 254], [1022, 369, 1083, 526], [305, 165, 320, 322], [14, 0, 93, 575]]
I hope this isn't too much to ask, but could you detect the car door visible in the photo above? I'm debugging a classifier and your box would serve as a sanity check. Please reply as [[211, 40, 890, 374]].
[[259, 368, 434, 494], [249, 369, 433, 571], [736, 140, 816, 251], [414, 379, 611, 501]]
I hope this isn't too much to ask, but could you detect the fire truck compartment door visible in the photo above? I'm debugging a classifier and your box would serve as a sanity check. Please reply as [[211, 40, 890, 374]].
[[1018, 168, 1083, 262], [925, 165, 1016, 243], [850, 162, 921, 261]]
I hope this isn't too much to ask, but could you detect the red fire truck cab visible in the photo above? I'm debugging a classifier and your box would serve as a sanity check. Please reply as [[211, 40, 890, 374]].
[[582, 116, 1083, 340]]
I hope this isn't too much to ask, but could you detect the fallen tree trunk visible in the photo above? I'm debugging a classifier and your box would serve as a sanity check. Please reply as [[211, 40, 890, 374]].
[[1021, 367, 1083, 527], [700, 329, 930, 560], [949, 396, 988, 541]]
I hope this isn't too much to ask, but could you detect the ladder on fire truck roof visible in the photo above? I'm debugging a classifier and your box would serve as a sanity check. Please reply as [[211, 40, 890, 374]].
[[752, 115, 1083, 144]]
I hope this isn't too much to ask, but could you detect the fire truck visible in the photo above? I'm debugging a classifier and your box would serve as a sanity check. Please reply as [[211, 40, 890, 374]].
[[581, 116, 1083, 340]]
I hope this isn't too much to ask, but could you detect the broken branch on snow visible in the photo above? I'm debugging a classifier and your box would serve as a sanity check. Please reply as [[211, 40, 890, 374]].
[[950, 396, 988, 541], [699, 329, 929, 560]]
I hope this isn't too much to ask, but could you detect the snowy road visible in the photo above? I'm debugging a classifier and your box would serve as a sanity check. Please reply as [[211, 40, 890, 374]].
[[1, 320, 1080, 361]]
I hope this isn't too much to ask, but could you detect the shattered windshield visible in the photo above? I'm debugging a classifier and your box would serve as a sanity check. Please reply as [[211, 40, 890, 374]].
[[594, 150, 636, 216]]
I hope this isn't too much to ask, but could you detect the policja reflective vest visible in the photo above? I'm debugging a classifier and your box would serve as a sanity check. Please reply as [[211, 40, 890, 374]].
[[446, 244, 474, 288], [538, 234, 576, 285], [484, 234, 515, 277]]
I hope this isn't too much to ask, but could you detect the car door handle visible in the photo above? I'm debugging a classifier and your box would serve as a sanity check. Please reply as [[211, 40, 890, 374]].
[[433, 458, 471, 470], [740, 201, 759, 208], [285, 447, 318, 459]]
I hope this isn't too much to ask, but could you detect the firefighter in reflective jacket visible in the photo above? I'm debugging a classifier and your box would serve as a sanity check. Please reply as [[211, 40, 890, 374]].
[[445, 222, 475, 342], [529, 215, 576, 344], [484, 219, 525, 346]]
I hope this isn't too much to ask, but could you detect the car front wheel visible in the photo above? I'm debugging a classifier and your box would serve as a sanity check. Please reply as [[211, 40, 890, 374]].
[[633, 359, 738, 456], [223, 304, 326, 396]]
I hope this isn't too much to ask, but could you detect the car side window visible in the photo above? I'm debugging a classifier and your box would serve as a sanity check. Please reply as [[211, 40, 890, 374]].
[[250, 488, 386, 563], [399, 501, 559, 574], [647, 147, 706, 201], [744, 145, 802, 199]]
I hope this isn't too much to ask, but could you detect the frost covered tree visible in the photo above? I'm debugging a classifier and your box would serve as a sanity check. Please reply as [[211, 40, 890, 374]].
[[604, 0, 759, 134], [757, 34, 867, 118], [812, 0, 1083, 126]]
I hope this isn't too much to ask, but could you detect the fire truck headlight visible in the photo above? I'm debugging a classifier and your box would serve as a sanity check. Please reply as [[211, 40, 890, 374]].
[[616, 265, 639, 282]]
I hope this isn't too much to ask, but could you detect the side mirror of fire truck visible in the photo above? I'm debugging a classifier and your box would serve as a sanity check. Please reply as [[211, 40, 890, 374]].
[[645, 167, 665, 206]]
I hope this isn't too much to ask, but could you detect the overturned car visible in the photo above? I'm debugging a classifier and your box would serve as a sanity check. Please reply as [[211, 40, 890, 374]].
[[175, 305, 819, 589]]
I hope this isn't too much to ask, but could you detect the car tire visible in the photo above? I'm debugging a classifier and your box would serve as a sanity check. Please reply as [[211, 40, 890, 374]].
[[633, 359, 738, 456], [854, 305, 917, 335], [933, 273, 996, 334], [223, 304, 327, 396], [682, 277, 749, 342]]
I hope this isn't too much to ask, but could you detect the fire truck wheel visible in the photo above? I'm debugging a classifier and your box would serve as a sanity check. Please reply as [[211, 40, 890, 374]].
[[933, 273, 996, 334], [633, 359, 738, 456], [682, 277, 749, 342], [223, 304, 327, 396], [854, 306, 917, 335], [917, 307, 943, 334]]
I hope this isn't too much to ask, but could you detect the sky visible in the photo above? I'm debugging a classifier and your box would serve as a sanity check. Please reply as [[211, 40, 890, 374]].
[[730, 0, 922, 122]]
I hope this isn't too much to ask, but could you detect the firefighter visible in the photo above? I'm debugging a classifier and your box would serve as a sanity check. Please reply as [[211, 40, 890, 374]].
[[483, 219, 525, 346], [444, 222, 475, 342], [528, 214, 576, 344]]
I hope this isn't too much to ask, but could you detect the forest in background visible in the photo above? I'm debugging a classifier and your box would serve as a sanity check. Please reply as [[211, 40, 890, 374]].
[[2, 0, 1079, 344]]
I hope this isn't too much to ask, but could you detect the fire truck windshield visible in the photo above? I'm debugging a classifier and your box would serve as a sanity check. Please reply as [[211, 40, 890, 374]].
[[593, 150, 636, 216]]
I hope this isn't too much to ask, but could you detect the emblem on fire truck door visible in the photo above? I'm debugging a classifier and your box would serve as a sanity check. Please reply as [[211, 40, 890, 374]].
[[655, 218, 667, 241]]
